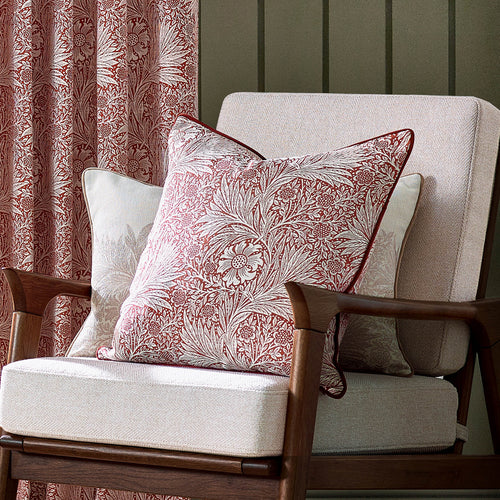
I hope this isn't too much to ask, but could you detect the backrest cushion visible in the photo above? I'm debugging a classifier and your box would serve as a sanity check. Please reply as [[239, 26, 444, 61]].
[[97, 115, 414, 397], [217, 93, 500, 376]]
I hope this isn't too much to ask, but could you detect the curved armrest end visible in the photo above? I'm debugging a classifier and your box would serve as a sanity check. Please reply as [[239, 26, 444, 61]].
[[472, 298, 500, 348], [2, 268, 91, 316], [285, 282, 341, 333]]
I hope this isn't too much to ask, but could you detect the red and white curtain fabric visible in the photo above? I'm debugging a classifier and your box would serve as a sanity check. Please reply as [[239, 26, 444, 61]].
[[0, 0, 197, 496]]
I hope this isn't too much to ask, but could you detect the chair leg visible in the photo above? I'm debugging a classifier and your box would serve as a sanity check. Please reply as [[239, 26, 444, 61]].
[[0, 448, 18, 500], [477, 342, 500, 454], [473, 302, 500, 455]]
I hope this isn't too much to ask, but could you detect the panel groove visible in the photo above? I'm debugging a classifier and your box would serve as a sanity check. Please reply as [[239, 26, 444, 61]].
[[258, 0, 265, 92], [322, 0, 330, 93], [385, 0, 393, 94]]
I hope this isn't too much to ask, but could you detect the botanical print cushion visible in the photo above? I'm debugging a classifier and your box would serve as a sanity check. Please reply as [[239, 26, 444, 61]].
[[66, 169, 164, 357], [339, 174, 422, 376], [97, 115, 414, 397]]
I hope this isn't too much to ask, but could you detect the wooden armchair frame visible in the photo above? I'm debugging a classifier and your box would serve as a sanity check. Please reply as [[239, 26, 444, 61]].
[[0, 140, 499, 498], [0, 265, 500, 499]]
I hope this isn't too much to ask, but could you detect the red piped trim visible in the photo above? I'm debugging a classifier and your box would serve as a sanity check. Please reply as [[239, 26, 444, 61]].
[[345, 129, 415, 294], [176, 114, 266, 160]]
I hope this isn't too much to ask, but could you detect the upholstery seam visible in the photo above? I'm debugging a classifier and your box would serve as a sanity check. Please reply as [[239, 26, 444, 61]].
[[431, 98, 480, 374], [4, 368, 290, 394]]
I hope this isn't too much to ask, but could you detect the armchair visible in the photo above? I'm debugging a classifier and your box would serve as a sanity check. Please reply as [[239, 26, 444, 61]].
[[0, 93, 499, 499]]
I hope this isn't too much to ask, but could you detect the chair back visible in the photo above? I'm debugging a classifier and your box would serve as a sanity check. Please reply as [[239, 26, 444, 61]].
[[217, 93, 500, 376]]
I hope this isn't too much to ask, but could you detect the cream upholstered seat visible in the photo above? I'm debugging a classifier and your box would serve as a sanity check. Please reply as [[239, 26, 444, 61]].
[[0, 357, 462, 456], [0, 93, 499, 499]]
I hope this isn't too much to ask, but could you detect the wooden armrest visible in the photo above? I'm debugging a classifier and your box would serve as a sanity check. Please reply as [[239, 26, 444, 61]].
[[285, 281, 500, 453], [3, 268, 91, 316], [284, 281, 499, 348], [2, 268, 91, 363]]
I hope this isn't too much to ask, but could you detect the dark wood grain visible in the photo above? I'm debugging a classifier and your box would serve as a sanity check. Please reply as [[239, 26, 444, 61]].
[[0, 448, 18, 500], [10, 452, 280, 500], [308, 454, 500, 490], [279, 328, 325, 499], [285, 282, 480, 333], [0, 436, 280, 477], [6, 313, 43, 363], [1, 268, 91, 365], [2, 268, 91, 316], [285, 282, 500, 456]]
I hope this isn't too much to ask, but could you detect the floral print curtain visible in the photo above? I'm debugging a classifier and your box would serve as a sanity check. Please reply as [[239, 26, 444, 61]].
[[0, 0, 197, 496]]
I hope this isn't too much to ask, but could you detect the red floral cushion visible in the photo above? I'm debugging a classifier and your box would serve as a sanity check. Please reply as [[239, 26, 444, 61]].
[[98, 115, 414, 397]]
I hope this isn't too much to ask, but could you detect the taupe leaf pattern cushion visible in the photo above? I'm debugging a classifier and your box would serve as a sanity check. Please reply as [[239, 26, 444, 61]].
[[339, 174, 422, 376]]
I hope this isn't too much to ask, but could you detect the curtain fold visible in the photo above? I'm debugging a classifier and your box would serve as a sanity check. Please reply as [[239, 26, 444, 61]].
[[0, 0, 197, 497]]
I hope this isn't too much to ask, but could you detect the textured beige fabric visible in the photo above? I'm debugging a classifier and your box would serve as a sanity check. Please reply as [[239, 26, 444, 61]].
[[0, 357, 289, 457], [217, 93, 500, 376], [67, 169, 163, 357], [0, 358, 460, 457], [314, 372, 459, 454]]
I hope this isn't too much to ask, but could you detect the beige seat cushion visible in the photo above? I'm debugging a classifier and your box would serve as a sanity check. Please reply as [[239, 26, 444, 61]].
[[0, 358, 462, 457]]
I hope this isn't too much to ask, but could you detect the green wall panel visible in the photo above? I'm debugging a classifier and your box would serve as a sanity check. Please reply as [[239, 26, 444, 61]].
[[265, 0, 323, 92], [456, 0, 500, 108], [199, 0, 259, 127], [329, 0, 386, 94], [392, 0, 449, 95]]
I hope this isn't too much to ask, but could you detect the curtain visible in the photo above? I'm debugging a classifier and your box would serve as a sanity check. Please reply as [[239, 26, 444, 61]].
[[0, 0, 197, 496]]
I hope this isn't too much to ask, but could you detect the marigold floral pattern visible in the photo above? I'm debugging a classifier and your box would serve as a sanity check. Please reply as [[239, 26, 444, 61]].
[[98, 116, 414, 398]]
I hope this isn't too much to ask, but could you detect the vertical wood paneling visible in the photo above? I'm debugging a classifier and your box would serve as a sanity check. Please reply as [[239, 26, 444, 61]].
[[258, 0, 265, 91], [392, 0, 449, 95], [199, 0, 259, 127], [329, 0, 386, 94], [456, 0, 500, 109], [322, 0, 329, 92], [265, 0, 323, 93], [385, 0, 393, 93]]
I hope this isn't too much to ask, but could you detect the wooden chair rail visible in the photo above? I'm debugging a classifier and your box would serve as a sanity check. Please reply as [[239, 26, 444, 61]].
[[2, 268, 91, 364], [308, 455, 500, 490], [285, 281, 500, 454], [2, 272, 500, 498], [0, 435, 281, 477], [8, 448, 500, 496], [9, 451, 280, 500], [285, 281, 500, 338]]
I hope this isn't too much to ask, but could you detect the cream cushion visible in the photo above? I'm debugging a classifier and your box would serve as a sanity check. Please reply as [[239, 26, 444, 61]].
[[0, 358, 462, 457], [217, 93, 500, 376], [67, 169, 163, 357], [340, 173, 421, 376]]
